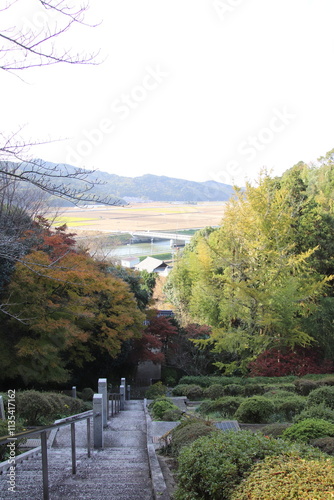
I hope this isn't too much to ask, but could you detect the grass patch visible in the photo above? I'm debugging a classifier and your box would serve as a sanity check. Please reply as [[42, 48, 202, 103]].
[[51, 216, 99, 226]]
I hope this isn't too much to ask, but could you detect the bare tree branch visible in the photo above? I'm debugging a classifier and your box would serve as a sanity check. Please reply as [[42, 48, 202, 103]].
[[0, 0, 101, 72]]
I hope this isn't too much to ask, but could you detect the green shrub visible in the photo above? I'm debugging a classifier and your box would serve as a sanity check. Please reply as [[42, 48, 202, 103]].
[[149, 398, 177, 420], [169, 418, 216, 457], [175, 430, 323, 500], [80, 401, 93, 412], [243, 383, 265, 396], [178, 376, 243, 388], [17, 390, 54, 425], [178, 376, 215, 387], [260, 422, 291, 438], [222, 384, 245, 396], [264, 389, 297, 399], [231, 455, 334, 500], [274, 395, 307, 421], [198, 396, 243, 418], [310, 437, 334, 455], [171, 384, 189, 396], [203, 384, 225, 400], [294, 378, 318, 395], [81, 387, 94, 401], [316, 375, 334, 386], [58, 393, 82, 416], [145, 382, 167, 399], [293, 403, 334, 424], [184, 385, 204, 400], [161, 409, 183, 421], [234, 396, 275, 423], [308, 385, 334, 410], [282, 418, 334, 443], [16, 390, 84, 425]]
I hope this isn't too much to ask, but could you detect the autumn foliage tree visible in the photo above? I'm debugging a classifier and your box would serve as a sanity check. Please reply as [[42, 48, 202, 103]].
[[0, 221, 145, 385], [130, 309, 178, 365]]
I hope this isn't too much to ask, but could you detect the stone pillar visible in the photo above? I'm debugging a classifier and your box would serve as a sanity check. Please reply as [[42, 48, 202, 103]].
[[127, 385, 131, 401], [98, 378, 108, 427], [0, 396, 5, 420], [71, 386, 77, 399], [93, 394, 103, 449], [120, 385, 125, 410]]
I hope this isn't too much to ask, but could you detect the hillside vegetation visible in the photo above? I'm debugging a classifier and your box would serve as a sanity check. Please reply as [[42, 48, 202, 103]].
[[14, 160, 235, 205]]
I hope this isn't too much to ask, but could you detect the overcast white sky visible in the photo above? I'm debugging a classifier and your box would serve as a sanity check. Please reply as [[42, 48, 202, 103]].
[[2, 0, 334, 186]]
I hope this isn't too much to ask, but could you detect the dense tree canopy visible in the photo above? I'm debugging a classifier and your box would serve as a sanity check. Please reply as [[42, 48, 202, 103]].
[[0, 222, 145, 384], [167, 158, 334, 374]]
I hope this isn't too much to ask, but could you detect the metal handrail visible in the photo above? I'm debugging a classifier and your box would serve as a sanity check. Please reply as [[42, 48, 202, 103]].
[[0, 410, 94, 500], [0, 410, 93, 445], [108, 392, 121, 417]]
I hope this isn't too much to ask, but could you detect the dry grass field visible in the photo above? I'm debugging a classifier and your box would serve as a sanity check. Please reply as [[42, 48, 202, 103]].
[[49, 202, 226, 234]]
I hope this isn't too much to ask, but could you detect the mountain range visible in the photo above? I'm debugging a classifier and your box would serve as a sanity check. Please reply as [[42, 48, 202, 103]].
[[16, 160, 236, 205]]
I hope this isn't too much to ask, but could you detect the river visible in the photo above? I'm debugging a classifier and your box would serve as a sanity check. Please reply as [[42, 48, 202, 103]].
[[103, 238, 177, 259]]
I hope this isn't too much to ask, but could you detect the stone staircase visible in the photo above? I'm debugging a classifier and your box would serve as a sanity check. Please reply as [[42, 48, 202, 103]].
[[0, 401, 157, 500]]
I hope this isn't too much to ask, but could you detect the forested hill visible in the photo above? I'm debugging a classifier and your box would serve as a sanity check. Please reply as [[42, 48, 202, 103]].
[[16, 160, 235, 205]]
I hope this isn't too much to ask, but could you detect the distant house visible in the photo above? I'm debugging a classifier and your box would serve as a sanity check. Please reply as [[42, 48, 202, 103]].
[[120, 256, 140, 268], [134, 257, 171, 276]]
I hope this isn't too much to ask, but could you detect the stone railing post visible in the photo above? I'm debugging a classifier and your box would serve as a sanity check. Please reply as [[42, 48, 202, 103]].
[[93, 394, 103, 449], [127, 384, 131, 401], [0, 396, 5, 420], [121, 378, 126, 394], [120, 385, 125, 410], [98, 378, 108, 427]]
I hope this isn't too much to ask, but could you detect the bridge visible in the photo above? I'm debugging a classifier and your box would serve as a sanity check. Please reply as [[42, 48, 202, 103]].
[[126, 231, 192, 244]]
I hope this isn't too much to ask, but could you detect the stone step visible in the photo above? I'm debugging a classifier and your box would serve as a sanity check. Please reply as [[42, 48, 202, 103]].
[[0, 400, 160, 500], [0, 447, 153, 499]]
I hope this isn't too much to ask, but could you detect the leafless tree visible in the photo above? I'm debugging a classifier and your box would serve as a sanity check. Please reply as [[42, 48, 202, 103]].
[[0, 1, 122, 320], [0, 0, 99, 72], [0, 0, 118, 205]]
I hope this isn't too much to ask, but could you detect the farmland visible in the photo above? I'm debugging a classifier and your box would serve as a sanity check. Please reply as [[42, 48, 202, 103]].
[[49, 202, 227, 234]]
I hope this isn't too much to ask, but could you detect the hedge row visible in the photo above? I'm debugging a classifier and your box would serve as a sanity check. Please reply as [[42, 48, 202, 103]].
[[174, 429, 327, 500]]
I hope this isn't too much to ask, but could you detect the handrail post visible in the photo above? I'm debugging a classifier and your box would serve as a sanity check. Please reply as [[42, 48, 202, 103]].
[[120, 384, 125, 410], [93, 394, 103, 449], [98, 378, 108, 427], [71, 422, 76, 474], [41, 431, 49, 500], [121, 378, 126, 398], [87, 417, 91, 458]]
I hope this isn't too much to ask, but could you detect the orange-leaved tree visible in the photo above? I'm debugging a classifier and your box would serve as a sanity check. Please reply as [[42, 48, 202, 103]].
[[0, 224, 145, 384]]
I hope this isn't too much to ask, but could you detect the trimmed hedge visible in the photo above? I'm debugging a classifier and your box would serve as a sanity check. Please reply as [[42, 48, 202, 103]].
[[16, 390, 83, 425], [294, 378, 318, 395], [293, 403, 334, 424], [148, 397, 175, 420], [168, 418, 216, 457], [259, 422, 291, 438], [198, 396, 244, 418], [282, 418, 334, 443], [310, 437, 334, 456], [145, 382, 167, 399], [231, 455, 334, 500], [175, 430, 325, 500], [234, 396, 275, 423], [307, 386, 334, 410]]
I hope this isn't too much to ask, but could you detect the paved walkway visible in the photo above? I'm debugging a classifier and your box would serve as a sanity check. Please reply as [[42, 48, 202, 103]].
[[0, 400, 168, 500]]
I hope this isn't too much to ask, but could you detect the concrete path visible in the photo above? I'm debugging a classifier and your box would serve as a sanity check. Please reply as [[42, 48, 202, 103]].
[[0, 400, 167, 500]]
